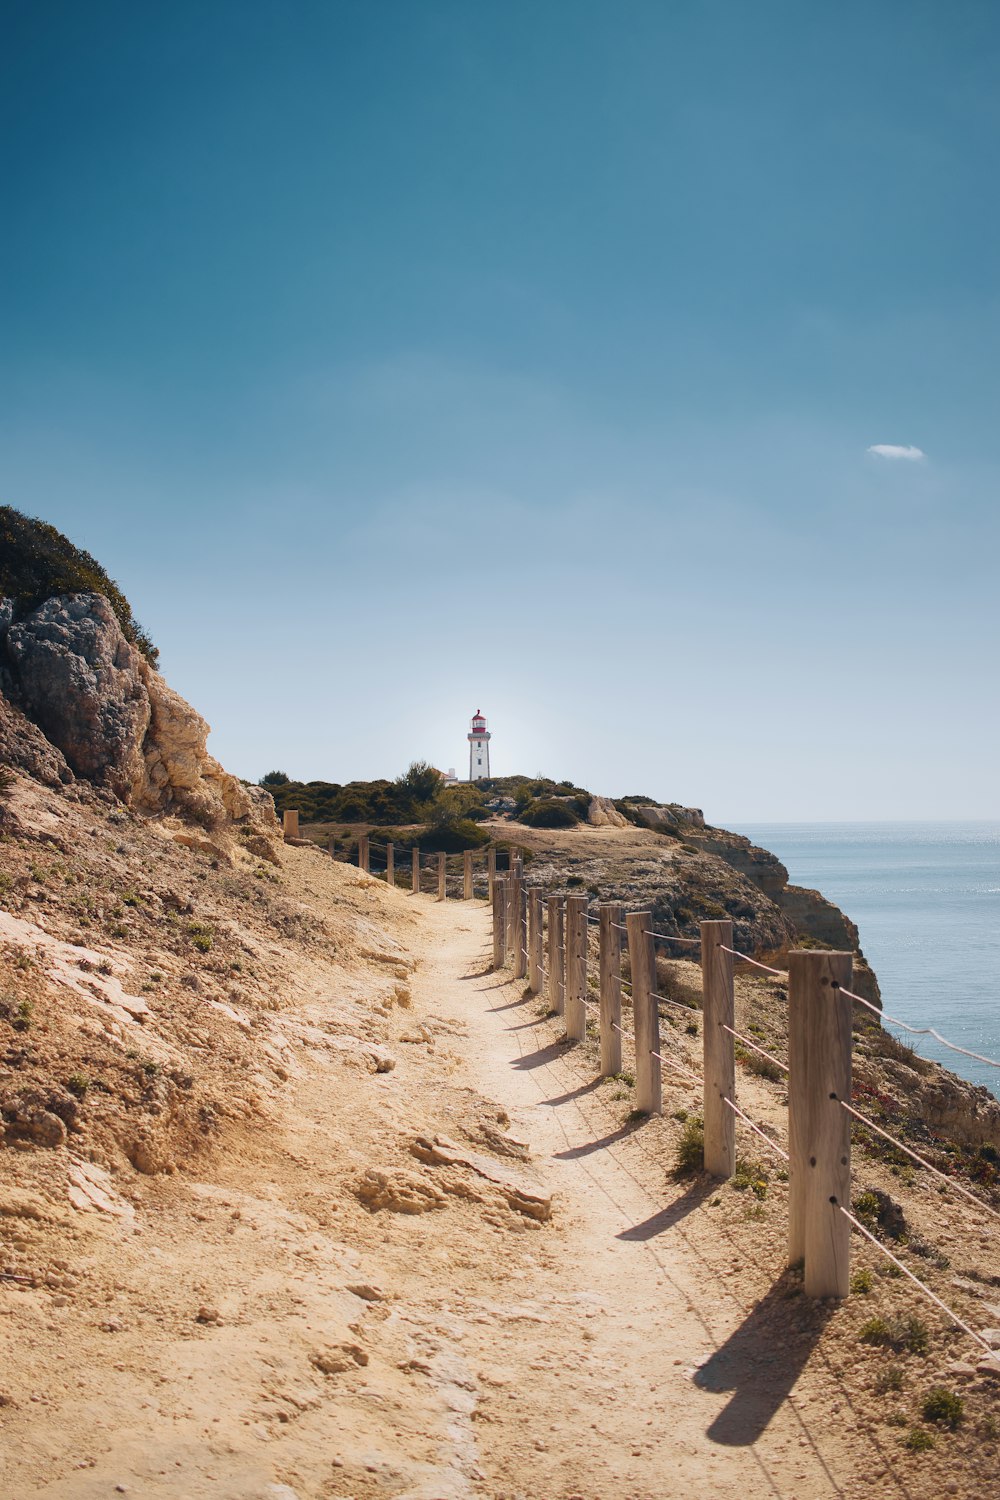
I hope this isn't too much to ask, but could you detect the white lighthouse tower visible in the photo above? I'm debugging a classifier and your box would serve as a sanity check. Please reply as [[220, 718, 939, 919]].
[[468, 709, 491, 781]]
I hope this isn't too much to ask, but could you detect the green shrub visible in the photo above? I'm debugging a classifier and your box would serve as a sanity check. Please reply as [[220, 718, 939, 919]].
[[859, 1314, 929, 1355], [518, 798, 580, 829], [874, 1365, 904, 1394], [66, 1074, 89, 1099], [0, 506, 158, 664], [921, 1387, 963, 1429], [732, 1157, 769, 1198], [850, 1268, 874, 1295], [675, 1118, 705, 1175], [903, 1428, 935, 1452]]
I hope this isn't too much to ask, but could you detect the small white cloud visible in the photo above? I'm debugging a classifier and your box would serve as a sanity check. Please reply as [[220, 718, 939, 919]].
[[867, 443, 926, 461]]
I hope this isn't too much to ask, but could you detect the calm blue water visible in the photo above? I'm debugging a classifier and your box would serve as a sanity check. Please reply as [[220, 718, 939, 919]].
[[733, 823, 1000, 1100]]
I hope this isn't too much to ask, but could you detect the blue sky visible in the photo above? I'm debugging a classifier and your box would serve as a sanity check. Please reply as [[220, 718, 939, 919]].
[[2, 1, 999, 820]]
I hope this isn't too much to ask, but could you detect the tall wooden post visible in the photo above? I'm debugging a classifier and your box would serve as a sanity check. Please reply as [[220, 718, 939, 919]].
[[437, 852, 446, 902], [565, 895, 588, 1042], [599, 903, 623, 1077], [327, 838, 336, 859], [511, 867, 526, 980], [411, 848, 420, 893], [487, 847, 497, 900], [626, 912, 661, 1116], [547, 897, 564, 1015], [358, 834, 369, 873], [493, 877, 508, 969], [283, 809, 299, 840], [528, 889, 543, 994], [788, 949, 853, 1298], [506, 859, 520, 951], [385, 842, 394, 887], [701, 919, 736, 1179], [463, 850, 473, 900]]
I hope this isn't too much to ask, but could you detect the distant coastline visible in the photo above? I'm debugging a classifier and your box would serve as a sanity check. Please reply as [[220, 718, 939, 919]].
[[734, 820, 1000, 1100]]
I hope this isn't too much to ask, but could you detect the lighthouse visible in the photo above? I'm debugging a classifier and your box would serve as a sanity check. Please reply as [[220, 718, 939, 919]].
[[468, 709, 491, 781]]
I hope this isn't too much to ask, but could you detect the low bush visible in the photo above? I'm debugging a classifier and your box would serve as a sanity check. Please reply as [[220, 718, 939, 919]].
[[518, 798, 580, 829], [674, 1118, 705, 1175], [921, 1387, 964, 1429]]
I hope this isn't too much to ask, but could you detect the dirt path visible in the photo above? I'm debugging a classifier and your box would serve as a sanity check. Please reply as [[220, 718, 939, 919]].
[[404, 898, 879, 1500], [2, 884, 903, 1500]]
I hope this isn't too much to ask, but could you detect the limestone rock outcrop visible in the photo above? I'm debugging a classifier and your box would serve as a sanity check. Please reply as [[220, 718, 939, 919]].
[[587, 796, 629, 829], [3, 595, 150, 798], [0, 592, 279, 848]]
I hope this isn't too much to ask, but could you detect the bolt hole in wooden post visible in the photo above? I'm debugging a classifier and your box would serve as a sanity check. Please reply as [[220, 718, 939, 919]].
[[547, 897, 565, 1015], [492, 877, 508, 969], [282, 808, 299, 841], [599, 903, 623, 1076], [787, 948, 853, 1298], [701, 919, 735, 1178], [564, 895, 587, 1042], [625, 912, 661, 1116]]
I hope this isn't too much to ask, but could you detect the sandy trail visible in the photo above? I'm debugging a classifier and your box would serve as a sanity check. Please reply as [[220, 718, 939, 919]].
[[3, 884, 892, 1500], [405, 897, 872, 1500]]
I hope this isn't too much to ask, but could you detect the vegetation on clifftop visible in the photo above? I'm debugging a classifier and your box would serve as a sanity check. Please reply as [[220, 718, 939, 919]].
[[0, 506, 159, 665]]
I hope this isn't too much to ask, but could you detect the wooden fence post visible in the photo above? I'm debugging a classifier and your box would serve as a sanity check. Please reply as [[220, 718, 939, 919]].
[[506, 858, 520, 951], [493, 876, 508, 969], [599, 903, 623, 1077], [327, 837, 336, 859], [511, 866, 526, 980], [411, 848, 420, 893], [565, 895, 588, 1042], [487, 846, 497, 901], [358, 834, 369, 873], [463, 850, 473, 900], [282, 809, 299, 841], [788, 949, 853, 1299], [386, 842, 394, 887], [547, 897, 564, 1015], [528, 889, 543, 994], [701, 919, 735, 1179], [626, 912, 661, 1116], [437, 852, 446, 902]]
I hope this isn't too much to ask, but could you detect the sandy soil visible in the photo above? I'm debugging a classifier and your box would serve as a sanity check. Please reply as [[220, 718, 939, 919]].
[[2, 838, 997, 1499]]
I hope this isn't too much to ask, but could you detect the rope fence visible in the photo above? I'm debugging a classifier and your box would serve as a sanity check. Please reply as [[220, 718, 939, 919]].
[[280, 804, 1000, 1358], [485, 878, 1000, 1352]]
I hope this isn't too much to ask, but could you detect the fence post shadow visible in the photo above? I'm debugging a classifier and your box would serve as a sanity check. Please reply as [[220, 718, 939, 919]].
[[692, 1269, 834, 1448]]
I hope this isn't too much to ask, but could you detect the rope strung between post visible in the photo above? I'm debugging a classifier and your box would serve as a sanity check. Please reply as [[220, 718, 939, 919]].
[[841, 987, 1000, 1071], [840, 1101, 1000, 1222], [649, 1048, 701, 1084], [612, 1023, 701, 1084], [722, 1098, 790, 1160], [720, 1023, 789, 1074], [619, 973, 699, 1019], [839, 1206, 1000, 1362], [717, 945, 784, 977]]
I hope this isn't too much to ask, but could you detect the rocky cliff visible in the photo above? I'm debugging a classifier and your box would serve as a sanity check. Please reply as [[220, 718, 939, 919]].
[[0, 591, 279, 860]]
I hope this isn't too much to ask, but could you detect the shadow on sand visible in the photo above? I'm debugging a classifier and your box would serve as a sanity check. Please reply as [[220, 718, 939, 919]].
[[693, 1271, 835, 1447], [616, 1175, 718, 1238]]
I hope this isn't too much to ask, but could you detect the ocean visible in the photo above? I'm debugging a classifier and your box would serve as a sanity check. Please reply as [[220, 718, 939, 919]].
[[733, 822, 1000, 1101]]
